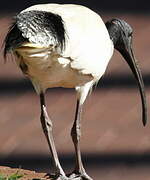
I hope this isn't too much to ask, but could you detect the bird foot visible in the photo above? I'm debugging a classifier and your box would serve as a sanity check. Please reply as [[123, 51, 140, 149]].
[[44, 173, 68, 180], [68, 172, 93, 180]]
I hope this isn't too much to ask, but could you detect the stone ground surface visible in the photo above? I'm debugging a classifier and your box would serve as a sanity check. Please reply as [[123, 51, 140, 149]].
[[0, 13, 150, 180], [0, 166, 47, 179]]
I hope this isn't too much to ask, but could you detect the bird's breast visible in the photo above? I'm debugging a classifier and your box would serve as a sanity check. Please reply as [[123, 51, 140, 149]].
[[15, 45, 93, 93]]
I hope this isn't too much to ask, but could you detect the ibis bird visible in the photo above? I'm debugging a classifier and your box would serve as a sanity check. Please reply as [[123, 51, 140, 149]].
[[4, 3, 147, 180]]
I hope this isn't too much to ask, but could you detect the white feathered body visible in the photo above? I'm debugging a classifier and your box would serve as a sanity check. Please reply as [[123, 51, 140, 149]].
[[14, 4, 113, 94]]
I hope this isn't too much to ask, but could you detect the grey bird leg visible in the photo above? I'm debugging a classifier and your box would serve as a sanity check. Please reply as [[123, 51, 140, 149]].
[[40, 93, 67, 180], [70, 99, 92, 180]]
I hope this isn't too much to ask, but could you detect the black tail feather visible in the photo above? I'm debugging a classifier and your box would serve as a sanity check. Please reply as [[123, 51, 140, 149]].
[[4, 21, 27, 59]]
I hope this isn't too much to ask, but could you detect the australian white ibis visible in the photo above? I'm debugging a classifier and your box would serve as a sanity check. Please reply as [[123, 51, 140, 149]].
[[3, 3, 147, 180]]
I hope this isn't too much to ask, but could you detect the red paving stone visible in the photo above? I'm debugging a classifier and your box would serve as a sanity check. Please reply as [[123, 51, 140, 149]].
[[0, 13, 150, 180]]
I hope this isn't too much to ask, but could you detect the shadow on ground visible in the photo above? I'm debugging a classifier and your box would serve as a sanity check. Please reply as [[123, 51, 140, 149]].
[[1, 152, 150, 172], [0, 73, 149, 95]]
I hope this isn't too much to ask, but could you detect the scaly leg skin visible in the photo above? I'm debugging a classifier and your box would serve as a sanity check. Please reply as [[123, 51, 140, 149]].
[[69, 100, 93, 180], [40, 93, 68, 180]]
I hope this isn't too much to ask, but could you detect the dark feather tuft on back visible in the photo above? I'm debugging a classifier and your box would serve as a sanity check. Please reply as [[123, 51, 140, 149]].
[[16, 11, 66, 50], [4, 21, 27, 59], [4, 10, 66, 59]]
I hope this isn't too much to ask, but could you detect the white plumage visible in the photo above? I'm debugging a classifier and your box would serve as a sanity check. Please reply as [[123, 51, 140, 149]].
[[16, 4, 113, 100]]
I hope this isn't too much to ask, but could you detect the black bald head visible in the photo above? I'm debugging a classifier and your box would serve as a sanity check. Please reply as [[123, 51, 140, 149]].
[[105, 18, 133, 52], [105, 18, 147, 126]]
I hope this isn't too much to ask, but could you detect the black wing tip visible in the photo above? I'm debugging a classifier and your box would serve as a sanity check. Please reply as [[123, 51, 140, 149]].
[[3, 21, 16, 59], [3, 41, 9, 63], [3, 18, 29, 61], [3, 50, 7, 61]]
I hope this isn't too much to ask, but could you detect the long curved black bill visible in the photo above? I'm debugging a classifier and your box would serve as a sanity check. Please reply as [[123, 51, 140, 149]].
[[119, 47, 147, 126]]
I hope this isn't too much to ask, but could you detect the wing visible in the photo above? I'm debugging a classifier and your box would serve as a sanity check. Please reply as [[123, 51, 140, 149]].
[[4, 10, 66, 57], [16, 10, 66, 50]]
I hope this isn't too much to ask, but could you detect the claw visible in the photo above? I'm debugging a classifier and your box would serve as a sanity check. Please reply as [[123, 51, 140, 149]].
[[68, 172, 93, 180]]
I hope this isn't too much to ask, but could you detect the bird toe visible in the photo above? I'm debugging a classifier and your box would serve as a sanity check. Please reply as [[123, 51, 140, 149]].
[[67, 172, 93, 180]]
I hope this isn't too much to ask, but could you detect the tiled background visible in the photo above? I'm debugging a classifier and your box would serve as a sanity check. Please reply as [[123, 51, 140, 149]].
[[0, 2, 150, 180]]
